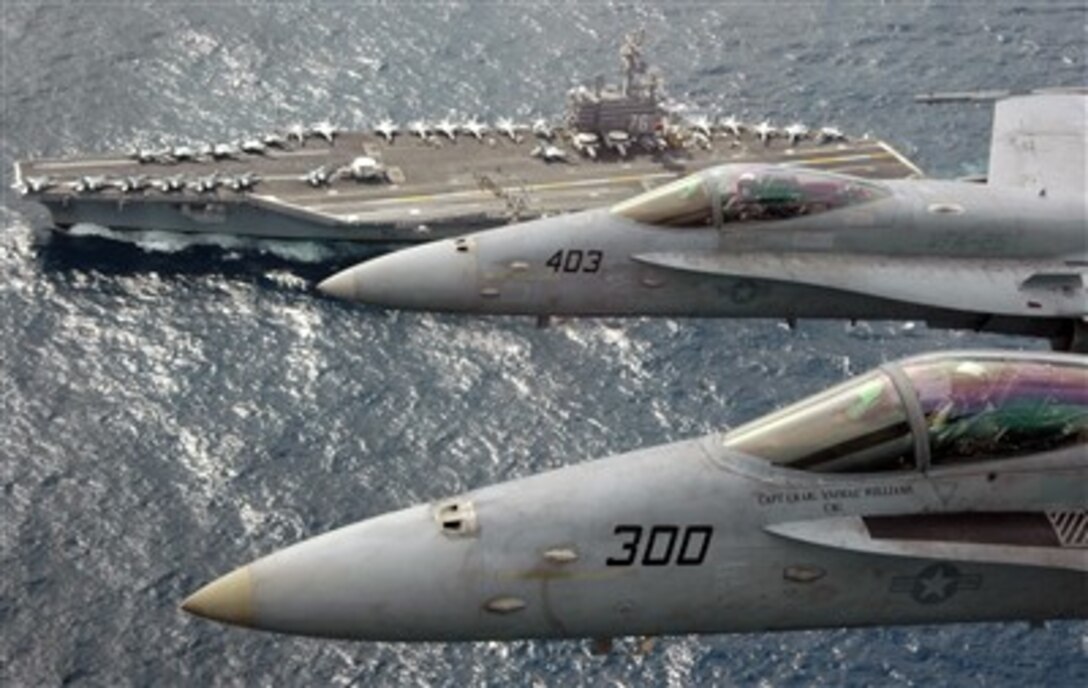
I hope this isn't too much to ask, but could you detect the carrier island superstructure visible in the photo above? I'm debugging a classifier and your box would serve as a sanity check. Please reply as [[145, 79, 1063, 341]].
[[13, 33, 922, 243]]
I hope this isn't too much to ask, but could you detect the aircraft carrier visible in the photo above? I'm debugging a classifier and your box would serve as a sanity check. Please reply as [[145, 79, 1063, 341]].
[[13, 33, 923, 244]]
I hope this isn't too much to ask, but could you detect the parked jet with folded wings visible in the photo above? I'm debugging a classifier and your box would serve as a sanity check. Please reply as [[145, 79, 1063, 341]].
[[319, 92, 1088, 350], [183, 351, 1086, 641]]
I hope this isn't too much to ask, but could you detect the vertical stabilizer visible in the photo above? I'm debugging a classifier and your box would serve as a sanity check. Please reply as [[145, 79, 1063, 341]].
[[988, 93, 1087, 196]]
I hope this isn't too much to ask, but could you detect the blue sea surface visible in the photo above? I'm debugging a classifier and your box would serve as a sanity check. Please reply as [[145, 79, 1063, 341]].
[[1, 2, 1086, 685]]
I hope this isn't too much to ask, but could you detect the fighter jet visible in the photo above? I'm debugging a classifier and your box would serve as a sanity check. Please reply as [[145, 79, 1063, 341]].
[[754, 120, 778, 145], [310, 121, 338, 144], [435, 118, 459, 141], [111, 174, 150, 193], [13, 175, 55, 195], [302, 165, 333, 187], [818, 126, 847, 144], [211, 143, 241, 160], [182, 350, 1088, 642], [67, 175, 108, 193], [374, 119, 399, 144], [239, 139, 268, 155], [345, 157, 387, 183], [462, 118, 489, 141], [263, 132, 289, 149], [687, 114, 715, 139], [719, 115, 745, 137], [784, 123, 810, 146], [532, 118, 556, 140], [495, 117, 523, 143], [128, 147, 167, 164], [225, 172, 261, 192], [689, 130, 713, 151], [188, 172, 221, 194], [286, 123, 307, 145], [318, 93, 1088, 351], [169, 145, 196, 162], [153, 174, 187, 193], [529, 143, 569, 163], [408, 120, 431, 140]]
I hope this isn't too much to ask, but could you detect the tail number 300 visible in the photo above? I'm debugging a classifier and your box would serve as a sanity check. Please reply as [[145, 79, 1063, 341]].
[[546, 249, 603, 274], [605, 525, 713, 567]]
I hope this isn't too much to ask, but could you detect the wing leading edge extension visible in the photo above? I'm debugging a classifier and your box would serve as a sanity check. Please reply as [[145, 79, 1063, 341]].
[[766, 512, 1088, 573], [633, 252, 1088, 318]]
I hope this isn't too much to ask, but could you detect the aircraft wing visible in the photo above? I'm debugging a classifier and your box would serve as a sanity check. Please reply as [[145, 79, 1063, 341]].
[[632, 252, 1088, 318], [989, 93, 1087, 196], [766, 514, 1088, 572]]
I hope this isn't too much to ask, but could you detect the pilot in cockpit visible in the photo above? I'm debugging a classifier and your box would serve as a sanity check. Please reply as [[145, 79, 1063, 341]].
[[928, 361, 1004, 461], [723, 171, 808, 222]]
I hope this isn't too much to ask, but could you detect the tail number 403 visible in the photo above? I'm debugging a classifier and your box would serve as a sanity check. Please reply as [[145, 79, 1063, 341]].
[[605, 525, 713, 567], [545, 249, 603, 274]]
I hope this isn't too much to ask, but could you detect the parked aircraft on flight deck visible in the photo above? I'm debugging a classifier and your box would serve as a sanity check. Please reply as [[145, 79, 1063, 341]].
[[182, 351, 1087, 643], [318, 92, 1088, 351]]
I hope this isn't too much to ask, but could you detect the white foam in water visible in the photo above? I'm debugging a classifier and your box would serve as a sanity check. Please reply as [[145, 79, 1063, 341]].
[[67, 223, 245, 253], [64, 223, 354, 263], [262, 270, 310, 290], [251, 238, 340, 263]]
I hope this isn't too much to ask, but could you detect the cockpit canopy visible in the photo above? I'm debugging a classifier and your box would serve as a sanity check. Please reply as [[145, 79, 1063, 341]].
[[611, 164, 889, 228], [722, 354, 1088, 473]]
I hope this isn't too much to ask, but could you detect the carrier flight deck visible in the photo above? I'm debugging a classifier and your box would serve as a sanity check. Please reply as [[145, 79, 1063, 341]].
[[13, 33, 923, 243]]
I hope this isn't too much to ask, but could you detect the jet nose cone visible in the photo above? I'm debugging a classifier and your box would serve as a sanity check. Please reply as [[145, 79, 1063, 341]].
[[180, 505, 491, 640], [317, 240, 478, 311], [316, 268, 358, 301], [181, 566, 255, 628]]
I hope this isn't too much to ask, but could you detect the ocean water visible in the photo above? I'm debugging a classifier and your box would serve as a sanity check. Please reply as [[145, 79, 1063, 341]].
[[1, 2, 1086, 685]]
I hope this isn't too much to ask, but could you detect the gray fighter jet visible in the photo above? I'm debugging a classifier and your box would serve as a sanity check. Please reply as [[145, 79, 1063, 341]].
[[374, 119, 399, 144], [211, 142, 241, 160], [435, 118, 459, 141], [262, 132, 289, 149], [129, 147, 168, 164], [302, 165, 333, 187], [225, 172, 261, 192], [309, 121, 338, 144], [462, 118, 489, 141], [239, 139, 268, 155], [67, 175, 108, 193], [719, 115, 745, 137], [188, 172, 221, 194], [495, 117, 524, 143], [13, 174, 55, 194], [182, 350, 1087, 642], [318, 93, 1088, 351], [111, 174, 150, 193], [754, 120, 778, 145], [153, 174, 187, 193]]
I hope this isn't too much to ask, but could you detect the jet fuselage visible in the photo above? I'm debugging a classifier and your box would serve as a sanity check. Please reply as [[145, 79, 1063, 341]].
[[184, 352, 1088, 641], [319, 177, 1087, 344]]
